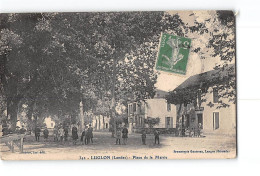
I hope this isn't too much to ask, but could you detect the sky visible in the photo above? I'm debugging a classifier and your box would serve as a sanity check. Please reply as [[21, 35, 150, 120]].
[[155, 11, 235, 92]]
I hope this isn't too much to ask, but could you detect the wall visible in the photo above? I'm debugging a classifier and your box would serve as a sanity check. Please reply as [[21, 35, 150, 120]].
[[145, 99, 176, 128], [92, 115, 110, 131], [201, 87, 236, 135], [176, 87, 236, 136]]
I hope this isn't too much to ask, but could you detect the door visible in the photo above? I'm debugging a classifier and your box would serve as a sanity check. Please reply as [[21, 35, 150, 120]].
[[197, 114, 203, 129], [213, 112, 219, 130], [165, 117, 173, 128]]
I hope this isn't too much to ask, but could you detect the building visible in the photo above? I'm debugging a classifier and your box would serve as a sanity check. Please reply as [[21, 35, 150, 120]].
[[167, 64, 236, 136], [44, 117, 56, 129], [128, 89, 176, 133], [91, 114, 110, 131]]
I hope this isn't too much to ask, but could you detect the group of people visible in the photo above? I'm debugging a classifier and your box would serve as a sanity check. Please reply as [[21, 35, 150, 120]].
[[53, 125, 77, 144], [115, 126, 160, 145], [141, 129, 160, 145], [80, 124, 93, 145], [115, 126, 128, 145], [2, 122, 162, 146], [34, 126, 51, 142], [33, 124, 77, 143], [1, 124, 27, 136]]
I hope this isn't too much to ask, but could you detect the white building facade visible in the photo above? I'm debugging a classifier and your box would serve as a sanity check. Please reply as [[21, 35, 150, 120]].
[[127, 89, 176, 133]]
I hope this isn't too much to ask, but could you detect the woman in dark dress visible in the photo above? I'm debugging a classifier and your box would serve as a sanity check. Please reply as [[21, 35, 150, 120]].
[[72, 125, 78, 145], [43, 127, 49, 142], [122, 126, 128, 145]]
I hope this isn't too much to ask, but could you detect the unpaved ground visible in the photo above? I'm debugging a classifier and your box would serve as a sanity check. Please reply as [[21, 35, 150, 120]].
[[0, 131, 236, 160]]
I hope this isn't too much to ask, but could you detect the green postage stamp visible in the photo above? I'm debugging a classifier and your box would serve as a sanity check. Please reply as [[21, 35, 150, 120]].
[[155, 33, 191, 75]]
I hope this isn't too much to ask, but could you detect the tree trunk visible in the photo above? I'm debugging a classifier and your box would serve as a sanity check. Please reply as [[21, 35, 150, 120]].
[[176, 103, 182, 136], [7, 97, 19, 131], [110, 58, 117, 137], [27, 101, 34, 132]]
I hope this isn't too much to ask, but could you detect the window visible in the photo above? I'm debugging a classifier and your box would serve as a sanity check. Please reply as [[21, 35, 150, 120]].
[[167, 103, 171, 111], [213, 112, 219, 130], [128, 104, 131, 115], [51, 123, 53, 127], [166, 117, 171, 125], [133, 103, 136, 112], [213, 88, 219, 103]]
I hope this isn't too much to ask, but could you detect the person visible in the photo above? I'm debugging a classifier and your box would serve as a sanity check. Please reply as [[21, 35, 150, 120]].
[[20, 126, 26, 134], [80, 128, 86, 145], [43, 127, 49, 142], [122, 125, 128, 145], [88, 124, 93, 144], [71, 124, 78, 145], [154, 129, 160, 145], [58, 127, 64, 143], [116, 128, 121, 145], [15, 126, 20, 134], [2, 123, 9, 136], [35, 126, 41, 142], [53, 127, 58, 142], [141, 129, 146, 145], [64, 126, 69, 141], [84, 126, 89, 145], [198, 123, 202, 137]]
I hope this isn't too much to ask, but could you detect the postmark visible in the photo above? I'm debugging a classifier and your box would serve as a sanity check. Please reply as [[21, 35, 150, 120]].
[[155, 33, 191, 75]]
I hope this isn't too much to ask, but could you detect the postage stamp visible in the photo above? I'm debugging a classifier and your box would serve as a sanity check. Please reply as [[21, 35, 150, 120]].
[[155, 33, 191, 75]]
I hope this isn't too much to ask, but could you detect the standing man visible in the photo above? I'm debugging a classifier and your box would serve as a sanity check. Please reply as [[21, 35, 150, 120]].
[[116, 128, 121, 145], [58, 126, 64, 144], [154, 129, 160, 145], [64, 126, 69, 142], [88, 124, 93, 144], [53, 126, 58, 142], [122, 125, 128, 145], [141, 129, 146, 145], [84, 126, 89, 145], [35, 126, 41, 142]]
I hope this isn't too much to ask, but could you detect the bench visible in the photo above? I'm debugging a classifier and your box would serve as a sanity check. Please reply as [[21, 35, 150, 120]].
[[0, 134, 26, 153]]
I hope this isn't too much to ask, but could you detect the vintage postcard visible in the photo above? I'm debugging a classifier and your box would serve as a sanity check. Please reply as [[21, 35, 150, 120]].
[[0, 11, 236, 160]]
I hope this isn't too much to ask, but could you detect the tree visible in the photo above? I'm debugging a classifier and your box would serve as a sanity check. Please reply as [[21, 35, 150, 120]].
[[0, 11, 191, 131], [167, 11, 236, 109], [144, 117, 160, 129]]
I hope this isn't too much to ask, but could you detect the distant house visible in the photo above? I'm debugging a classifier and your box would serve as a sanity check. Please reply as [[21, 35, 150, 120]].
[[127, 89, 176, 133], [167, 64, 236, 136], [44, 117, 56, 129], [92, 114, 110, 131]]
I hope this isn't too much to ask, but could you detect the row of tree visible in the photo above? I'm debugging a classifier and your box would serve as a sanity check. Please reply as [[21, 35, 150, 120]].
[[0, 11, 235, 131]]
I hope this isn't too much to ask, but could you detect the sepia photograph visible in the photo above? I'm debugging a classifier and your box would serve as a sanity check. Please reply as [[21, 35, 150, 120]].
[[0, 10, 236, 160]]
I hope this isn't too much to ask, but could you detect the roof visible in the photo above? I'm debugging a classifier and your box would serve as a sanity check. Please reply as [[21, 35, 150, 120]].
[[166, 64, 235, 104], [153, 89, 169, 99], [174, 64, 235, 91]]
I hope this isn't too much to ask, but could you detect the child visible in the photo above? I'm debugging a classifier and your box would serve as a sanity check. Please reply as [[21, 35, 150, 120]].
[[116, 128, 121, 145], [141, 130, 146, 145]]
